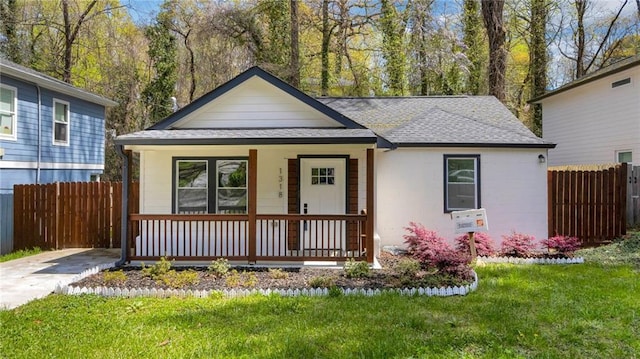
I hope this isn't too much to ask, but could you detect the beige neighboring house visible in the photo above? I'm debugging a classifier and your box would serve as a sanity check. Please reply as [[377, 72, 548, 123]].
[[531, 55, 640, 166]]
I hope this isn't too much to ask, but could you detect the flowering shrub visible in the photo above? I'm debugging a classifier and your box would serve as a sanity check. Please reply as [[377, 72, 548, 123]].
[[403, 222, 472, 280], [540, 235, 581, 255], [455, 232, 496, 257], [500, 231, 536, 258], [431, 249, 473, 281], [403, 222, 452, 267]]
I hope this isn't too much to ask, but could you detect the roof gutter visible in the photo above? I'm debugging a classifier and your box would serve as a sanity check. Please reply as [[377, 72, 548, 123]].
[[391, 142, 557, 149]]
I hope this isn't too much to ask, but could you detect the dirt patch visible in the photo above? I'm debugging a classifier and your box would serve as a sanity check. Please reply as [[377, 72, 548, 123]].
[[71, 253, 473, 291]]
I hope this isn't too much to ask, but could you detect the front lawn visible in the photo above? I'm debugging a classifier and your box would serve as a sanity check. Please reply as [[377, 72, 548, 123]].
[[1, 263, 638, 358]]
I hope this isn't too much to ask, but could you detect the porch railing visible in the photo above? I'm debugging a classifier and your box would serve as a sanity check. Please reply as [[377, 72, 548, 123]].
[[128, 212, 371, 263]]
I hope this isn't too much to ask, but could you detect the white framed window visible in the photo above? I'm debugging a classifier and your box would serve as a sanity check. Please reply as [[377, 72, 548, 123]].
[[0, 84, 17, 140], [616, 150, 632, 163], [53, 99, 70, 145], [216, 160, 247, 214], [176, 160, 209, 214], [174, 158, 248, 214], [444, 155, 480, 212]]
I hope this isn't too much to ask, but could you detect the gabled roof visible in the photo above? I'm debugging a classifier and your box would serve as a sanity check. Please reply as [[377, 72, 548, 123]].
[[0, 59, 117, 107], [116, 66, 552, 149], [530, 54, 640, 103], [319, 97, 553, 148], [149, 66, 366, 130]]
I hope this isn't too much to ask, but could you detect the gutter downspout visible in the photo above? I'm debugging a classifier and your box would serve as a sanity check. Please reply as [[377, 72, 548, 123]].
[[36, 84, 42, 183], [115, 143, 128, 266]]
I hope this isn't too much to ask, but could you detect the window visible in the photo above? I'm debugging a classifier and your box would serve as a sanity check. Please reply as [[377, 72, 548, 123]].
[[53, 99, 70, 145], [444, 155, 480, 212], [174, 158, 247, 214], [617, 151, 632, 163], [311, 167, 335, 185], [0, 84, 17, 140]]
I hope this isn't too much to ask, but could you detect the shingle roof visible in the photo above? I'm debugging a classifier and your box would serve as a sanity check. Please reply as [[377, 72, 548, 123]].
[[318, 96, 552, 147], [0, 59, 117, 107], [115, 128, 377, 145]]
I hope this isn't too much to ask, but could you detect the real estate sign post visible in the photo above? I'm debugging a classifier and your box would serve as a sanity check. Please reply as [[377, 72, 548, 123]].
[[452, 208, 488, 260]]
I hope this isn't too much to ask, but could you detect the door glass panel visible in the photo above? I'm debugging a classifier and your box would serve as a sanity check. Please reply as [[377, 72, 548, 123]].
[[311, 167, 335, 185]]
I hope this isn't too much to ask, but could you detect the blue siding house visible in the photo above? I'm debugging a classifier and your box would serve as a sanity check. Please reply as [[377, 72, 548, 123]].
[[0, 60, 117, 193], [0, 60, 115, 253]]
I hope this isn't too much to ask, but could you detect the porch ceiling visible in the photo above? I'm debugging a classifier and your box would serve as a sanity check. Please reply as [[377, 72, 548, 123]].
[[114, 128, 378, 146]]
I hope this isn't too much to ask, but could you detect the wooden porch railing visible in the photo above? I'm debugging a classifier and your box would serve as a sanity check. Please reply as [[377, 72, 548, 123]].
[[128, 213, 371, 263]]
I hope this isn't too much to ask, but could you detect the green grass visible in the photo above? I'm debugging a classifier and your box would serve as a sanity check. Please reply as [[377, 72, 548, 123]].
[[0, 247, 42, 263], [576, 231, 640, 269], [1, 263, 638, 358]]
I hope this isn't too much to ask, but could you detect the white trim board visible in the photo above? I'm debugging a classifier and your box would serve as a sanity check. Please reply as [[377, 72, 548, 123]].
[[0, 161, 104, 170]]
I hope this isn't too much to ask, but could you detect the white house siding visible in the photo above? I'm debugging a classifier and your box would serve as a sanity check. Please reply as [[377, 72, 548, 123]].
[[173, 77, 339, 129], [133, 144, 371, 215], [375, 147, 549, 248], [541, 66, 640, 166]]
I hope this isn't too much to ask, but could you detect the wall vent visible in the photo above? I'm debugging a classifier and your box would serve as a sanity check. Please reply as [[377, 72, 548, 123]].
[[611, 78, 631, 88]]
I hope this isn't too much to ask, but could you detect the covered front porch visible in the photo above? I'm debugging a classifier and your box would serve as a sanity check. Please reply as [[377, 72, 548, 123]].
[[119, 147, 375, 264]]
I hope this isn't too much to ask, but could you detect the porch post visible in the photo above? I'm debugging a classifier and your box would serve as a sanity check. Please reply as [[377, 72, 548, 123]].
[[115, 145, 131, 265], [248, 149, 257, 263], [366, 148, 374, 263]]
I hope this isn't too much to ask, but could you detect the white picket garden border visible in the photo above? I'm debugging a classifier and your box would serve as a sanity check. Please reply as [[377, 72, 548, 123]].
[[54, 265, 479, 299], [476, 256, 584, 265]]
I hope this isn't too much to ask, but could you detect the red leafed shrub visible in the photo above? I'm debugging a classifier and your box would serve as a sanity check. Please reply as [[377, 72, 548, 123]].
[[455, 232, 496, 257], [500, 231, 536, 258], [404, 222, 472, 280], [540, 235, 581, 255], [403, 222, 452, 266], [431, 249, 474, 281]]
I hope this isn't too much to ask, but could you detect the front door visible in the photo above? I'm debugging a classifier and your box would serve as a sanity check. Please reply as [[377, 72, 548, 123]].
[[299, 158, 346, 255]]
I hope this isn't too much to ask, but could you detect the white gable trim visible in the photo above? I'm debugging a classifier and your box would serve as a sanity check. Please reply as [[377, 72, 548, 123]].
[[171, 76, 344, 129]]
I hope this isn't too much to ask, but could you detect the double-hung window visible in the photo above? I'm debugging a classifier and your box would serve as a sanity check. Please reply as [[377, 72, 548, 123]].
[[616, 151, 632, 163], [174, 158, 248, 214], [0, 84, 17, 140], [53, 99, 70, 145], [444, 155, 480, 212]]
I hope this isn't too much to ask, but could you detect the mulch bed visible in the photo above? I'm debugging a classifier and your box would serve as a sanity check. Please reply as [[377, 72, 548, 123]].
[[71, 252, 472, 291]]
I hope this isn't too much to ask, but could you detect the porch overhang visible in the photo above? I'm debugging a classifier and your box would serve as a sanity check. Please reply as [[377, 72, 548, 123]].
[[114, 128, 378, 146]]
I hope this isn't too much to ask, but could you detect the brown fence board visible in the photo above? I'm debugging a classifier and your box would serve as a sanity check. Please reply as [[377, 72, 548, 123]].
[[12, 182, 137, 250], [548, 164, 627, 246]]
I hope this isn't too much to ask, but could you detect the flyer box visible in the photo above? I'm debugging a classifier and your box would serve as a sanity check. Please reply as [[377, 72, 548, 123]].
[[451, 208, 488, 234]]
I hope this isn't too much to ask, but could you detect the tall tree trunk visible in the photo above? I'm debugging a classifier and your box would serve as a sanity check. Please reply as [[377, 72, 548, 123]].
[[463, 0, 484, 95], [0, 0, 20, 63], [530, 0, 547, 136], [321, 0, 330, 96], [289, 0, 299, 87], [380, 0, 405, 95], [575, 0, 586, 78], [481, 0, 506, 102], [61, 0, 98, 83]]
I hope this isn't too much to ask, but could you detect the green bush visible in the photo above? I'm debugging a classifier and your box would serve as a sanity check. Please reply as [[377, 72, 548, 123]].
[[159, 270, 200, 288], [224, 270, 258, 288], [308, 276, 336, 288], [102, 270, 127, 285], [344, 258, 370, 278], [395, 258, 420, 278], [208, 258, 231, 277], [268, 268, 289, 279], [141, 257, 172, 279]]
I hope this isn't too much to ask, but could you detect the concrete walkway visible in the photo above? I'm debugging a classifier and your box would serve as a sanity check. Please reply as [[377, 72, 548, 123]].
[[0, 248, 120, 310]]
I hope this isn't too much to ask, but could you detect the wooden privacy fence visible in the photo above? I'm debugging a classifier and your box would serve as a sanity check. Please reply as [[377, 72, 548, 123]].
[[548, 164, 627, 246], [13, 182, 138, 250]]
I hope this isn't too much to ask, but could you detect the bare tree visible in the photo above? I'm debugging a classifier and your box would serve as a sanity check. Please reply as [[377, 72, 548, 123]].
[[290, 0, 299, 87], [481, 0, 506, 102]]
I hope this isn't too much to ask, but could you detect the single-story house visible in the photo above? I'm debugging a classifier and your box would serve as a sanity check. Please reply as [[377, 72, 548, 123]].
[[115, 67, 554, 264]]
